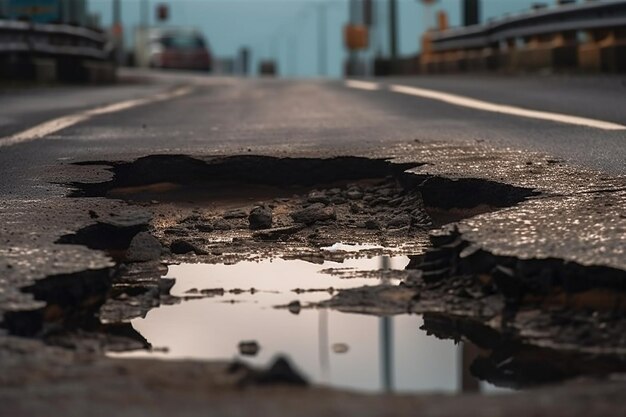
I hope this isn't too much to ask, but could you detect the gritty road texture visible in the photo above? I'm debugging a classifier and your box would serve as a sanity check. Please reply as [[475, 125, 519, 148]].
[[0, 70, 624, 415], [2, 336, 626, 417]]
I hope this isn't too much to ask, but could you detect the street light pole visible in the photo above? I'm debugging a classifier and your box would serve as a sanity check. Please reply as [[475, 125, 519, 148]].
[[288, 36, 297, 77], [389, 0, 398, 67], [463, 0, 480, 26], [113, 0, 121, 29], [317, 3, 328, 77], [112, 0, 123, 65], [141, 0, 150, 27]]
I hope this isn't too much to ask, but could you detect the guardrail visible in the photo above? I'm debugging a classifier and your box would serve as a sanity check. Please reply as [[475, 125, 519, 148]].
[[0, 19, 115, 82], [0, 19, 113, 59], [422, 1, 626, 73]]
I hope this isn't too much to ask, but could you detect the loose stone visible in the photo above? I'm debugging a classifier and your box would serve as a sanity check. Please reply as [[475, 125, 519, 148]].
[[248, 206, 273, 230]]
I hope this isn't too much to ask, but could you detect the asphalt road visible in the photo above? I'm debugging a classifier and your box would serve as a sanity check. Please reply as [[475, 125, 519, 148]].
[[1, 68, 625, 417], [0, 70, 625, 198]]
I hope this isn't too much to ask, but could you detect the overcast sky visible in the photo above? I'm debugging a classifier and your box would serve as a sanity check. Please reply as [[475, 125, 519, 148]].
[[87, 0, 555, 77]]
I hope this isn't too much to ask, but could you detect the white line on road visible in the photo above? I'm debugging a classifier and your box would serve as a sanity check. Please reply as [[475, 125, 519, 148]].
[[390, 84, 626, 131], [0, 85, 194, 148], [345, 80, 380, 91], [346, 79, 626, 131]]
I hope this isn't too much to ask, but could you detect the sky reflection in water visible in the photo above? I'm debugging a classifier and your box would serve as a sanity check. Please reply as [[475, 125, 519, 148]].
[[114, 254, 502, 394]]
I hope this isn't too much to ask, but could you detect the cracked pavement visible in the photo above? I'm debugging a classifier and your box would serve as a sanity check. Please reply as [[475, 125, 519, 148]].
[[0, 70, 625, 415]]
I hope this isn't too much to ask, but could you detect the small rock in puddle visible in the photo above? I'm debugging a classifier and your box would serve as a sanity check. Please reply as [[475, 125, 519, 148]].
[[170, 239, 207, 255], [288, 300, 301, 315], [238, 340, 260, 356], [231, 356, 308, 387], [332, 343, 349, 354]]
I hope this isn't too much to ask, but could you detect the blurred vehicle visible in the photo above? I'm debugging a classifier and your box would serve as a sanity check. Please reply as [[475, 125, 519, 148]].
[[134, 27, 211, 71], [258, 60, 278, 77]]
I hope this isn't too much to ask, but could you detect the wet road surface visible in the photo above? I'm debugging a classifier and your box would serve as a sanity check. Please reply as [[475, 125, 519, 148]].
[[0, 69, 625, 416]]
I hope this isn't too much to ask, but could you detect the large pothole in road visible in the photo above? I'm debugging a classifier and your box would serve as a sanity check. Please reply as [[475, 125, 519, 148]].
[[65, 154, 535, 260], [10, 154, 624, 394]]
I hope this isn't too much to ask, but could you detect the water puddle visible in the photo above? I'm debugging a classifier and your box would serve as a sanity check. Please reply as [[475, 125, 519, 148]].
[[111, 250, 505, 394], [321, 242, 385, 252]]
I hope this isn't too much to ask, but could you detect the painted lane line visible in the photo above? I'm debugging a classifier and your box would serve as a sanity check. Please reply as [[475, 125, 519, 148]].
[[388, 84, 626, 131], [345, 80, 380, 91], [0, 85, 194, 148]]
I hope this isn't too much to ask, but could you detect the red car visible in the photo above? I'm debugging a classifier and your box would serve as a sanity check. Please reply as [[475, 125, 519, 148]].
[[147, 29, 212, 72]]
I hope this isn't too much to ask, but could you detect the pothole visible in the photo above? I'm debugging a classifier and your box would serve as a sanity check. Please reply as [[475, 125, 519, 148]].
[[9, 154, 623, 393], [62, 154, 535, 263], [3, 267, 116, 337], [5, 154, 555, 393]]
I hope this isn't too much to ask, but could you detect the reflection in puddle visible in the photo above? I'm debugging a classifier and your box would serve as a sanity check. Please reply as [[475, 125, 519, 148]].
[[321, 242, 384, 252], [112, 254, 504, 394], [167, 256, 409, 300]]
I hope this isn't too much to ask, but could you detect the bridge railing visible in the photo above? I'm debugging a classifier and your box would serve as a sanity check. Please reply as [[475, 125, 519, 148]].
[[422, 1, 626, 73], [0, 19, 115, 82]]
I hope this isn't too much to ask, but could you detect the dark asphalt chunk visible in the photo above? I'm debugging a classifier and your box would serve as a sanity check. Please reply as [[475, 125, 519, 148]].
[[290, 204, 337, 225], [170, 239, 207, 255], [248, 206, 273, 230], [126, 232, 162, 262]]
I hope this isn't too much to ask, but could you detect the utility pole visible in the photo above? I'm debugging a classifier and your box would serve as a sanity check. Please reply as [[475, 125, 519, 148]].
[[363, 0, 374, 77], [389, 0, 398, 69], [113, 0, 121, 31], [317, 3, 328, 77], [239, 47, 250, 76], [462, 0, 480, 26], [288, 36, 297, 77], [140, 0, 150, 27], [112, 0, 123, 65], [270, 35, 279, 71], [347, 0, 357, 76]]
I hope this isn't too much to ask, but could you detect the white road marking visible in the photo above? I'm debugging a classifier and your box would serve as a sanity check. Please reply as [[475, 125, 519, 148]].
[[0, 85, 193, 148], [345, 80, 380, 91], [388, 84, 626, 131]]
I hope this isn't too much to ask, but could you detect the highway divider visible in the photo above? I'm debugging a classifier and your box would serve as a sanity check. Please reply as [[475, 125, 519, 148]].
[[0, 19, 116, 83]]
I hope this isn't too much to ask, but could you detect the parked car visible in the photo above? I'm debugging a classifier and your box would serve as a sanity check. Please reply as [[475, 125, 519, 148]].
[[135, 28, 211, 72]]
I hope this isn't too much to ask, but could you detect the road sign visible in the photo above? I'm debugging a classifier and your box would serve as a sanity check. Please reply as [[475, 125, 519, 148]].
[[156, 4, 169, 22], [344, 24, 368, 50]]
